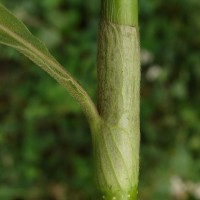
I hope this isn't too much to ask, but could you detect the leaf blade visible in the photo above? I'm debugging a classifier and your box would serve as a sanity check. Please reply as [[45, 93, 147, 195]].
[[0, 3, 99, 125]]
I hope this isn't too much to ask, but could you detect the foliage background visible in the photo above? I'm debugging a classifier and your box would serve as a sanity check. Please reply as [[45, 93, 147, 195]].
[[0, 0, 200, 199]]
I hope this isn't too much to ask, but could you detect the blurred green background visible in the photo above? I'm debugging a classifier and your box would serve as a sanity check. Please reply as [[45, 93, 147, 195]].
[[0, 0, 200, 199]]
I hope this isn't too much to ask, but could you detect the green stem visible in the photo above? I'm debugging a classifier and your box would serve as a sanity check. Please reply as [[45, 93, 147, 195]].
[[101, 0, 138, 27], [93, 0, 140, 199]]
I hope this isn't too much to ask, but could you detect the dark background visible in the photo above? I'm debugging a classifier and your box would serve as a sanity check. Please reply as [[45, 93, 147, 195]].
[[0, 0, 200, 199]]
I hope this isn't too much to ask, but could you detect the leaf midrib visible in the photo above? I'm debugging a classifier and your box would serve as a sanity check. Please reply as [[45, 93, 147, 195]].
[[0, 23, 68, 77]]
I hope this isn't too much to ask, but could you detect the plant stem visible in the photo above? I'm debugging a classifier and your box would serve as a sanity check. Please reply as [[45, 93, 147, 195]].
[[93, 0, 140, 199], [101, 0, 138, 27]]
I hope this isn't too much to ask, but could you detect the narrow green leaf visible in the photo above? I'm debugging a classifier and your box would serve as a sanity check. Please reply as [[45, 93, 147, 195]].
[[0, 3, 99, 126]]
